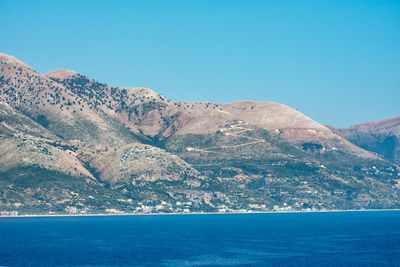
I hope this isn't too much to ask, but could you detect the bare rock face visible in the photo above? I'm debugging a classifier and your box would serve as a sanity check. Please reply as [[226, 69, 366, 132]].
[[0, 136, 94, 179], [333, 116, 400, 162], [0, 102, 94, 179], [90, 144, 200, 185]]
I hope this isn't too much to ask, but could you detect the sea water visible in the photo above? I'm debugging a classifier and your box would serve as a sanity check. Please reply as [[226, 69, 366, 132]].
[[0, 211, 399, 266]]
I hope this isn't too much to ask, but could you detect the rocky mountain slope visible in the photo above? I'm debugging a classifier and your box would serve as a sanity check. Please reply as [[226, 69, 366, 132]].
[[332, 117, 400, 163], [1, 52, 399, 214], [48, 69, 375, 159]]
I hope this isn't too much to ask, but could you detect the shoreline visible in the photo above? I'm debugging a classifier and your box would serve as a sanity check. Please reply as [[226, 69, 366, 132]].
[[1, 208, 400, 218]]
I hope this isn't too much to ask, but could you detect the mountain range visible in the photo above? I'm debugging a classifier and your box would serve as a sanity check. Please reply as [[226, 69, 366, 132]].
[[330, 117, 400, 163], [0, 53, 399, 215]]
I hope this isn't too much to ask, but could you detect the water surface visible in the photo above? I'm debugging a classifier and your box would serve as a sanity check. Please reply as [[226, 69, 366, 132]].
[[0, 211, 399, 266]]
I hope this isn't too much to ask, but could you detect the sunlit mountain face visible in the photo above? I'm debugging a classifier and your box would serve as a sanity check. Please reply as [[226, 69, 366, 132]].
[[1, 53, 399, 215]]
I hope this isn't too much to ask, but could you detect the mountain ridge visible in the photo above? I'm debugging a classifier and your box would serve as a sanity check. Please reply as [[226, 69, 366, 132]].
[[45, 63, 377, 159], [331, 116, 400, 163], [1, 52, 399, 214]]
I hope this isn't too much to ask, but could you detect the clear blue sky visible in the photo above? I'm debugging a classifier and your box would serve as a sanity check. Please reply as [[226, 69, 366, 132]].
[[1, 0, 399, 127]]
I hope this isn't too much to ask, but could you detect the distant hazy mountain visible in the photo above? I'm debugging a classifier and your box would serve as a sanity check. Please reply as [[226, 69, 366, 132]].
[[1, 53, 399, 214], [331, 117, 400, 163]]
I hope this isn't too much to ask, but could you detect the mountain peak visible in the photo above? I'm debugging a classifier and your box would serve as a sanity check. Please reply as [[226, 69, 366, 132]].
[[0, 52, 34, 70], [1, 53, 400, 213], [349, 116, 400, 134], [46, 69, 78, 80]]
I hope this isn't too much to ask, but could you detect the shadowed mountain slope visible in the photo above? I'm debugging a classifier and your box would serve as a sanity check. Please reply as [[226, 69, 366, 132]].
[[332, 116, 400, 163]]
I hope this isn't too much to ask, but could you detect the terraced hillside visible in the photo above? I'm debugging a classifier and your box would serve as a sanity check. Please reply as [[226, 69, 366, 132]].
[[1, 52, 399, 214]]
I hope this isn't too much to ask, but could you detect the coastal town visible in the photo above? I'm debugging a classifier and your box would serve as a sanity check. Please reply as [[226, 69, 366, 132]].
[[0, 201, 324, 217]]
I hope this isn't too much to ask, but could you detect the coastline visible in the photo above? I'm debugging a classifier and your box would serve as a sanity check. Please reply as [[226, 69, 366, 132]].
[[1, 208, 400, 218]]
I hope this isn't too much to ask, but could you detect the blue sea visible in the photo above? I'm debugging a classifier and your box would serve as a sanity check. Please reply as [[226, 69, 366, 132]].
[[0, 211, 399, 266]]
